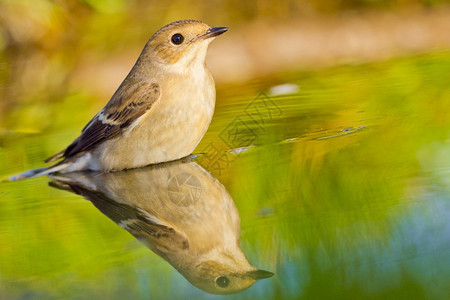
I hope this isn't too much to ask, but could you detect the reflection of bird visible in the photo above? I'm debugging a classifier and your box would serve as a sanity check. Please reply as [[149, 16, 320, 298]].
[[49, 158, 273, 295], [11, 20, 228, 180]]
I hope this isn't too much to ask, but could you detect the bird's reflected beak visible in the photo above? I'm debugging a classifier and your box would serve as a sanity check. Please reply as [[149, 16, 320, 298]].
[[201, 27, 229, 39], [245, 269, 274, 280]]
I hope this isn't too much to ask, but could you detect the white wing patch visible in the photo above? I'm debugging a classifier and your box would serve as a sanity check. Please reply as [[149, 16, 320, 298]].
[[97, 110, 122, 126], [137, 208, 165, 226]]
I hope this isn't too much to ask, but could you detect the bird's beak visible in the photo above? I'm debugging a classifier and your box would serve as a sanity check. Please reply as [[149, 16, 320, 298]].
[[200, 27, 229, 39], [245, 269, 274, 280]]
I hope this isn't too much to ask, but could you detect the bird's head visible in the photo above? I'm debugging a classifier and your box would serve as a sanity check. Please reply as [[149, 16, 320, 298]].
[[183, 259, 273, 295], [144, 20, 228, 68]]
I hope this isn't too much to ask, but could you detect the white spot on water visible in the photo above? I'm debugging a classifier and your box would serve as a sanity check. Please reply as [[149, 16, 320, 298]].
[[269, 83, 300, 96]]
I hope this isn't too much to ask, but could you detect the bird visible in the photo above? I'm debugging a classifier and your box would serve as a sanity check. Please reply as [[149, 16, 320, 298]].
[[49, 157, 274, 295], [10, 20, 228, 180]]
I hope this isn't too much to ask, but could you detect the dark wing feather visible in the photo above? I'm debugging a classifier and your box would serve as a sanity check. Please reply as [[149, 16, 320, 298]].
[[58, 81, 160, 160], [51, 179, 189, 252]]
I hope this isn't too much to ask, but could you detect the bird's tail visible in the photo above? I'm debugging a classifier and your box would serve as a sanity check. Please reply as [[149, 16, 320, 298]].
[[9, 161, 70, 181]]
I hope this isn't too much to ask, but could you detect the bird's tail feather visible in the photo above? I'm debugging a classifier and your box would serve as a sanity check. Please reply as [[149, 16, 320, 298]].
[[44, 150, 65, 163], [9, 162, 69, 181]]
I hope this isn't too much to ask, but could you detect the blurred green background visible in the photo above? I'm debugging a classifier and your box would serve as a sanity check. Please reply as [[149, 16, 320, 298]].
[[1, 0, 450, 299]]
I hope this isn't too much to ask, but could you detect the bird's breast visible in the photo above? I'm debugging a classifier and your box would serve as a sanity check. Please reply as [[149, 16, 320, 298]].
[[159, 68, 215, 128], [96, 68, 216, 170]]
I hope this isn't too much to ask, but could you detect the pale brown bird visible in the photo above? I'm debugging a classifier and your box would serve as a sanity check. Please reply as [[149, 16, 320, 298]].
[[11, 20, 227, 180], [50, 158, 273, 295]]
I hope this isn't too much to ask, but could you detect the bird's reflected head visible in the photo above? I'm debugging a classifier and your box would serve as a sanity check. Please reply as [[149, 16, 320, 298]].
[[185, 260, 273, 295]]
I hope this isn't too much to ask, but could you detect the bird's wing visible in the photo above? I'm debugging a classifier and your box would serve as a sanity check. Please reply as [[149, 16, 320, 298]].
[[125, 217, 190, 253], [50, 178, 189, 252], [89, 186, 189, 252], [46, 80, 160, 162], [88, 192, 189, 252]]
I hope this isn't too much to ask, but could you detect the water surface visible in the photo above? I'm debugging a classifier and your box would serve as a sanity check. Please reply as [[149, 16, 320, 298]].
[[1, 52, 449, 299]]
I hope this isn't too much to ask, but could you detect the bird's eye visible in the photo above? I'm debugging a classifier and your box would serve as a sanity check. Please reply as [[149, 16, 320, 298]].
[[171, 33, 184, 45], [215, 276, 230, 288]]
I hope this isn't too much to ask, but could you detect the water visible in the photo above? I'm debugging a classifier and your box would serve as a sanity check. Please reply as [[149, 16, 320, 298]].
[[1, 52, 449, 299]]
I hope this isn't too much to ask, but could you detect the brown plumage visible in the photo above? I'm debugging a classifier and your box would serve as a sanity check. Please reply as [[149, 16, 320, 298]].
[[61, 82, 160, 159], [11, 20, 228, 180]]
